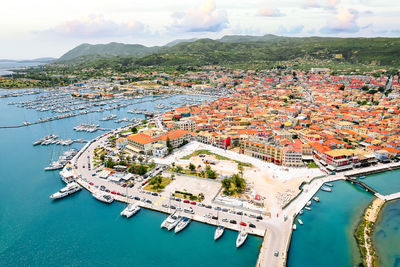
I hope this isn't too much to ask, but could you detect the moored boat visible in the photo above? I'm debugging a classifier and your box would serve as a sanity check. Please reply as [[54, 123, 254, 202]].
[[321, 186, 332, 192], [50, 182, 81, 199], [214, 225, 225, 240], [92, 192, 114, 203], [121, 203, 141, 218], [174, 217, 191, 233], [236, 231, 248, 248]]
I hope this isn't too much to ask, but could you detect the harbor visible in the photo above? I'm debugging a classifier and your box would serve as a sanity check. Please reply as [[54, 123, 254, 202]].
[[0, 90, 260, 267]]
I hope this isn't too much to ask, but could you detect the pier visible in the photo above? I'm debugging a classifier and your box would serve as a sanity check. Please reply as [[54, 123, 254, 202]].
[[345, 178, 378, 194]]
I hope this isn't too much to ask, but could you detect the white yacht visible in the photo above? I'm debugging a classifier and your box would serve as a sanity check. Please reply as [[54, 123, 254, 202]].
[[92, 192, 114, 203], [214, 225, 225, 240], [174, 217, 191, 233], [313, 196, 320, 202], [298, 219, 304, 225], [50, 182, 81, 199], [121, 204, 141, 218], [292, 224, 297, 230], [236, 231, 248, 248], [45, 162, 64, 171], [161, 212, 182, 231]]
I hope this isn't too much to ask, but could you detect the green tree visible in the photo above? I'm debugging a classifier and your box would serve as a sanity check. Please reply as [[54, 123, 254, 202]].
[[131, 127, 138, 133], [188, 163, 196, 172], [166, 137, 173, 154], [206, 169, 217, 179], [137, 165, 147, 175], [175, 166, 184, 173], [100, 154, 105, 162]]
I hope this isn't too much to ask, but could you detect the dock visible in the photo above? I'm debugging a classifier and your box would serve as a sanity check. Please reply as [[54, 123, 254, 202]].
[[76, 177, 265, 237]]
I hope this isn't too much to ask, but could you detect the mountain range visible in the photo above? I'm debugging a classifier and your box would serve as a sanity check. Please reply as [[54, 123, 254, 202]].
[[55, 34, 400, 68]]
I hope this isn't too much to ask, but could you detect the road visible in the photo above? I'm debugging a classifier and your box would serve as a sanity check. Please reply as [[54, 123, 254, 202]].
[[69, 126, 268, 239]]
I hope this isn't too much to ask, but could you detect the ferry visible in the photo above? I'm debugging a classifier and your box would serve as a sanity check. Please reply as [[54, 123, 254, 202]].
[[236, 231, 248, 248], [50, 182, 81, 199], [92, 192, 114, 203], [161, 212, 181, 231], [297, 219, 304, 225], [214, 225, 225, 240], [313, 196, 320, 202], [321, 186, 332, 192], [175, 217, 191, 233], [120, 204, 141, 218]]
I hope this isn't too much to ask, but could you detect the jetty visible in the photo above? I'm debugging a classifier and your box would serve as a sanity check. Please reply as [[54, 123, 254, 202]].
[[345, 178, 378, 194]]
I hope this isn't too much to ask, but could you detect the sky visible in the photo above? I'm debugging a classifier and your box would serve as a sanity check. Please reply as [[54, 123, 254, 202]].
[[0, 0, 399, 59]]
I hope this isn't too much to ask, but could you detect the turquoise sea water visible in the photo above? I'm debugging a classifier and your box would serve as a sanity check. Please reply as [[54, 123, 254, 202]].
[[0, 90, 261, 266], [288, 170, 400, 267], [374, 199, 400, 267]]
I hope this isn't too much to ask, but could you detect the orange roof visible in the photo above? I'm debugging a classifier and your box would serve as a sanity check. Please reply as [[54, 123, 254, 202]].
[[127, 133, 156, 144]]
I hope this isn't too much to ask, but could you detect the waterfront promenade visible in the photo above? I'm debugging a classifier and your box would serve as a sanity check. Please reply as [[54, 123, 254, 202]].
[[66, 123, 400, 267], [67, 124, 268, 237]]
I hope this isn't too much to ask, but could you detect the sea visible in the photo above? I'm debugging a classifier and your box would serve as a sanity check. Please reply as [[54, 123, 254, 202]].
[[1, 89, 398, 267], [0, 90, 261, 266], [288, 170, 400, 267], [0, 61, 44, 76]]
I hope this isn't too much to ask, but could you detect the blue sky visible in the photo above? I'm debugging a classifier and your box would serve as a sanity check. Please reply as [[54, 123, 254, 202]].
[[0, 0, 398, 59]]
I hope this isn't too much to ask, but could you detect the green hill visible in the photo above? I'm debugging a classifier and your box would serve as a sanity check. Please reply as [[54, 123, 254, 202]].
[[54, 35, 400, 70], [58, 42, 162, 62]]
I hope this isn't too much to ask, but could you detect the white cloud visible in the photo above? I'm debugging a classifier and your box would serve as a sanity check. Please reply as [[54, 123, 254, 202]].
[[42, 14, 148, 38], [169, 0, 228, 32], [320, 7, 359, 33], [257, 7, 284, 17], [302, 0, 340, 10]]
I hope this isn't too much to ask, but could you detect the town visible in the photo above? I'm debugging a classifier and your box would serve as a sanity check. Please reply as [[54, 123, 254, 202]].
[[42, 68, 400, 266]]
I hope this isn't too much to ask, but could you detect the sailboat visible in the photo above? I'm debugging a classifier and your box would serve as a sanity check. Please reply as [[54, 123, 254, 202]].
[[214, 210, 225, 240]]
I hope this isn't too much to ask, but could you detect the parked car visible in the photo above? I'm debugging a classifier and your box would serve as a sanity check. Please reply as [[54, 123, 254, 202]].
[[134, 196, 140, 201], [249, 223, 256, 228], [183, 199, 190, 203], [256, 215, 263, 220], [152, 192, 158, 196], [229, 220, 237, 224], [190, 201, 196, 205], [240, 222, 247, 226], [212, 216, 218, 220], [214, 206, 221, 211], [206, 205, 212, 209]]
